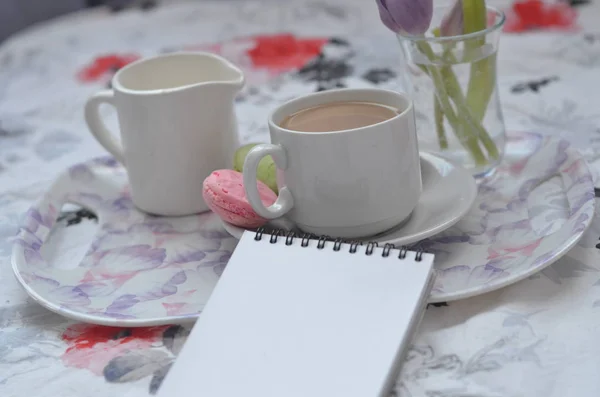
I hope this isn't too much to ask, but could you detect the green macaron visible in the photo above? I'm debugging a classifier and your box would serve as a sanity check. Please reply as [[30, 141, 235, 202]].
[[233, 143, 278, 194]]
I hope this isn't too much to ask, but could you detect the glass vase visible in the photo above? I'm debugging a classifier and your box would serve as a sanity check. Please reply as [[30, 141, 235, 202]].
[[397, 4, 506, 178]]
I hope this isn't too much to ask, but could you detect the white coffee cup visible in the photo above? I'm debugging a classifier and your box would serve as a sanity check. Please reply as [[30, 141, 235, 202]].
[[84, 52, 245, 216], [242, 88, 422, 239]]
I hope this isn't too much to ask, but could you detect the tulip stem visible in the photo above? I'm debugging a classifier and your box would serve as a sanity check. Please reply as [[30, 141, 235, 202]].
[[414, 40, 498, 165], [463, 0, 494, 122], [438, 64, 499, 160], [433, 29, 451, 152], [417, 63, 487, 165], [434, 94, 448, 150]]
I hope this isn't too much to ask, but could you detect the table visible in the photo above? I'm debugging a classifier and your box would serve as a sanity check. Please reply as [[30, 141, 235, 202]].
[[2, 1, 600, 396]]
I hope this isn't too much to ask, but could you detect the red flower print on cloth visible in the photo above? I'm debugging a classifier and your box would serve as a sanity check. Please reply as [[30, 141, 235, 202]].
[[77, 54, 140, 83], [246, 34, 328, 72], [75, 34, 327, 86], [504, 0, 578, 33], [61, 323, 168, 375], [60, 324, 191, 395]]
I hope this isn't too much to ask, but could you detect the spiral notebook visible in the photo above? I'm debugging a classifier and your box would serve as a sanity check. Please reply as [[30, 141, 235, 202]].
[[157, 230, 436, 397]]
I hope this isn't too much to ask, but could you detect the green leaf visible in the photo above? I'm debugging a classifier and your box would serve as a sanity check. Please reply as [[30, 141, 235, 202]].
[[462, 0, 487, 38], [463, 0, 495, 123]]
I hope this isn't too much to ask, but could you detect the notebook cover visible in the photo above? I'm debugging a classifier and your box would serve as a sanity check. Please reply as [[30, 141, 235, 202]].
[[157, 231, 435, 397]]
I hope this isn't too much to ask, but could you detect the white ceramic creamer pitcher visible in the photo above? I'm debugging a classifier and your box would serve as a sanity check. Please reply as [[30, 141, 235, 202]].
[[85, 52, 245, 216]]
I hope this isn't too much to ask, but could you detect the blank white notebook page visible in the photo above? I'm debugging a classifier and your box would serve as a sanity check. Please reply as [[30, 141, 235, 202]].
[[157, 231, 435, 397]]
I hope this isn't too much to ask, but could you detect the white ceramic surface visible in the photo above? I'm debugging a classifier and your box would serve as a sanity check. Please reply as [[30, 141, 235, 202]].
[[226, 152, 477, 246], [243, 88, 422, 238], [84, 52, 245, 216]]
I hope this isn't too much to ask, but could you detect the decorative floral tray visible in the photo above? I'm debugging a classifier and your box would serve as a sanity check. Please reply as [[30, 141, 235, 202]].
[[11, 132, 595, 326]]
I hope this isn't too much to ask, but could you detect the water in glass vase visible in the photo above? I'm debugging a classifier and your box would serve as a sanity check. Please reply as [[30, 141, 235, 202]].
[[411, 50, 506, 178], [397, 4, 507, 179]]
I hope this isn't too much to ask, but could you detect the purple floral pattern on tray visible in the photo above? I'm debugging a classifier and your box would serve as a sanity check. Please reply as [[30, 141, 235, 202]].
[[11, 132, 596, 324], [219, 132, 595, 302], [12, 158, 238, 325], [418, 131, 595, 300]]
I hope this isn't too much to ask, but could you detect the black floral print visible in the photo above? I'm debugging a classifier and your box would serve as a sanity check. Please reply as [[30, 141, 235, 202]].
[[569, 0, 590, 6], [94, 0, 158, 13], [328, 37, 350, 47], [296, 53, 351, 80], [511, 76, 559, 94], [427, 302, 449, 309], [296, 53, 353, 92], [57, 209, 98, 226], [363, 68, 396, 84]]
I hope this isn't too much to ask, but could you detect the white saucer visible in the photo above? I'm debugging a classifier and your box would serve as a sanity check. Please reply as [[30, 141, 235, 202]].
[[221, 152, 478, 246]]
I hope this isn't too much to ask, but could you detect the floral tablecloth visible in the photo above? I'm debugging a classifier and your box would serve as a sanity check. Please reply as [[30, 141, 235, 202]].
[[3, 1, 600, 396]]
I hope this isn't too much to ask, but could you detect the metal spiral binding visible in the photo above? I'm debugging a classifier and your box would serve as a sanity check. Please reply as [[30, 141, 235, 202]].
[[333, 238, 344, 252], [349, 241, 362, 253], [254, 228, 425, 261], [285, 231, 295, 246], [365, 242, 378, 256], [269, 229, 284, 244], [317, 235, 329, 249]]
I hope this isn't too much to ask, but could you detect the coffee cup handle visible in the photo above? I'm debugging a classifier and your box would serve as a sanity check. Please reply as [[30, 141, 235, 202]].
[[84, 90, 126, 164], [243, 144, 294, 219]]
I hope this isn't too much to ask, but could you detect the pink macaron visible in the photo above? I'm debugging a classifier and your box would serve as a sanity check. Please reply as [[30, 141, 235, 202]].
[[202, 169, 277, 228]]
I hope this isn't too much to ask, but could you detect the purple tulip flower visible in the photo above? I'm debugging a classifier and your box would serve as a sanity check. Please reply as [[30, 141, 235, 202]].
[[440, 0, 464, 36], [376, 0, 433, 35]]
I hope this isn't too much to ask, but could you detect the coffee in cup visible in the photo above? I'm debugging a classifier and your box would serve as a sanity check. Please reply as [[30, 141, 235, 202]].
[[280, 101, 399, 133], [242, 88, 422, 239]]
